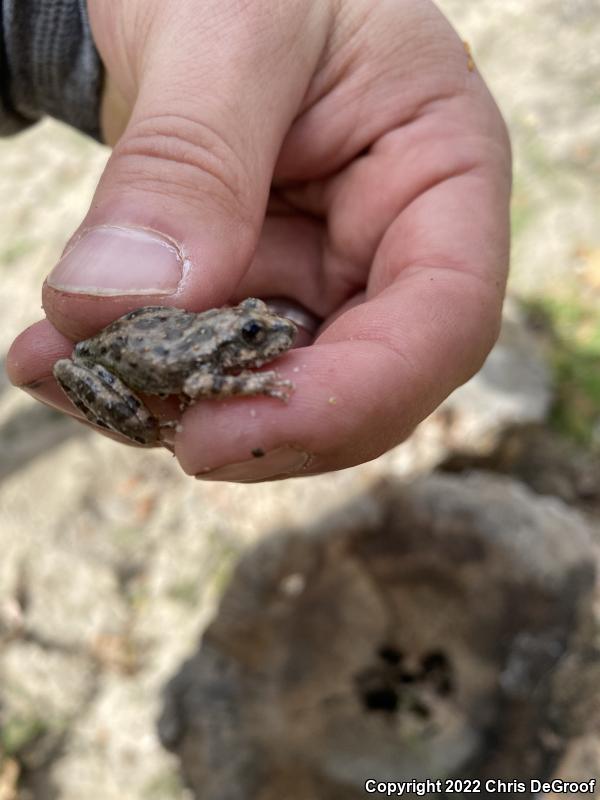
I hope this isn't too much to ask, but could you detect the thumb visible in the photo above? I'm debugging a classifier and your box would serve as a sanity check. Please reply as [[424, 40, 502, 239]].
[[43, 0, 329, 339]]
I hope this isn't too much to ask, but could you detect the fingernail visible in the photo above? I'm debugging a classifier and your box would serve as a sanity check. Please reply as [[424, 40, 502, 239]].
[[47, 225, 186, 296], [196, 446, 311, 482]]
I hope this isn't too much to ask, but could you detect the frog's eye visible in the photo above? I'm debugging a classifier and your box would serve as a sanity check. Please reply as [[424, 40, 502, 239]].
[[241, 320, 265, 344]]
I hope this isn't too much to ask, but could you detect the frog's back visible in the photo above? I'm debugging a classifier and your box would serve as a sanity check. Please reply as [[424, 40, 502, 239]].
[[76, 307, 194, 353], [74, 306, 223, 394], [99, 306, 203, 344]]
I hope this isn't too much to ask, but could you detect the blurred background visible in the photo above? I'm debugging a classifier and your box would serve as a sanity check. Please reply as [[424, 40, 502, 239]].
[[0, 1, 599, 798]]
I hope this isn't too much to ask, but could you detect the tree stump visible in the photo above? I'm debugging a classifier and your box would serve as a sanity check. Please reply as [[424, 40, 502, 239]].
[[159, 473, 599, 799]]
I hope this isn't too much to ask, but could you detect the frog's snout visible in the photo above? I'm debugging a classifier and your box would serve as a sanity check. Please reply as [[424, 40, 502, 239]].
[[267, 320, 296, 356], [275, 318, 297, 345]]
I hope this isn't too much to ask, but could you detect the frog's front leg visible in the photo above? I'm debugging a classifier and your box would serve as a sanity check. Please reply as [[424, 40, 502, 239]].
[[183, 369, 293, 402], [53, 359, 160, 445]]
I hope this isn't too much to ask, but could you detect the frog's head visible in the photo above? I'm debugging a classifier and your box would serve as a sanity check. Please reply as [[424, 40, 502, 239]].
[[220, 298, 297, 369]]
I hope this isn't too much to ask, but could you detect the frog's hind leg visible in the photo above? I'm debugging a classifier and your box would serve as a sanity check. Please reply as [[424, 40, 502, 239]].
[[53, 359, 159, 445]]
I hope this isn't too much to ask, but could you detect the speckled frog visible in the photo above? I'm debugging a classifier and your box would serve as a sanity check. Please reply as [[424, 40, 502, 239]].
[[53, 298, 297, 446]]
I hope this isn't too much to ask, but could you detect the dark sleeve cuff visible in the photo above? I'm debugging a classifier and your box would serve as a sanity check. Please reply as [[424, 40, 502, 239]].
[[0, 0, 104, 140]]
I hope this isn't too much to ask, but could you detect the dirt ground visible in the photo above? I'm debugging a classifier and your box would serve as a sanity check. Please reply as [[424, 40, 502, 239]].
[[0, 1, 599, 798]]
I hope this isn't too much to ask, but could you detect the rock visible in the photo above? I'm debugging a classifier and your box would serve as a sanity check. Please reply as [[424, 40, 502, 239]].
[[159, 473, 598, 799], [442, 424, 600, 513]]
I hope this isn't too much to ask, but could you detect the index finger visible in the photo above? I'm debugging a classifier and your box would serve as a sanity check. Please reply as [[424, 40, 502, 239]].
[[178, 267, 506, 480]]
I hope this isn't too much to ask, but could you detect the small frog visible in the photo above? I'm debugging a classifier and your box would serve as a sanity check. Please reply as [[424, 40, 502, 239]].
[[53, 298, 297, 446]]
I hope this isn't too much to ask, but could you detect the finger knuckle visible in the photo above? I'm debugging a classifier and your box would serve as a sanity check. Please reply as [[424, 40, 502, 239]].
[[110, 112, 256, 226]]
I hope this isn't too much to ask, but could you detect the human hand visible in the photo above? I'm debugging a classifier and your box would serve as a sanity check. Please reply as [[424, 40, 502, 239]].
[[7, 0, 511, 481]]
